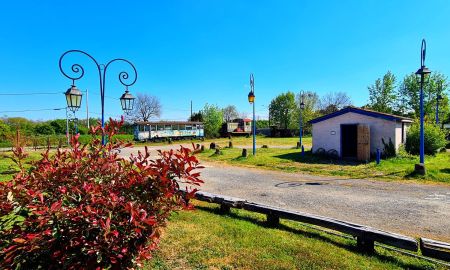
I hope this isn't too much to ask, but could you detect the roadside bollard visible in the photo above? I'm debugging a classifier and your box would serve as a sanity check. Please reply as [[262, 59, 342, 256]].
[[301, 145, 305, 156], [242, 148, 248, 158], [376, 148, 381, 165], [229, 141, 233, 148]]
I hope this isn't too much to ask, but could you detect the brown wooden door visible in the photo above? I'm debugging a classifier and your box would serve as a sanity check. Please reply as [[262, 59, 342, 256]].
[[357, 124, 370, 162]]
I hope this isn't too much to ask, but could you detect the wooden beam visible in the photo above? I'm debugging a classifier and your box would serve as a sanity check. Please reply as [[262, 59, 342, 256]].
[[421, 238, 450, 262], [190, 191, 418, 252]]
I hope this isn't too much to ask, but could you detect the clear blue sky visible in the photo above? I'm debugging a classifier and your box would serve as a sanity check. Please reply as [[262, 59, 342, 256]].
[[0, 0, 450, 121]]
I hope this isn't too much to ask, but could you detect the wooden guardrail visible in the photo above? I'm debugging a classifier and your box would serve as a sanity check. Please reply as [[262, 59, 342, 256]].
[[421, 238, 450, 262], [187, 191, 450, 262]]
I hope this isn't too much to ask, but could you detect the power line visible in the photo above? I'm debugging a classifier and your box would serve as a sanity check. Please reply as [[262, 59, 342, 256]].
[[0, 91, 63, 96], [0, 107, 65, 113]]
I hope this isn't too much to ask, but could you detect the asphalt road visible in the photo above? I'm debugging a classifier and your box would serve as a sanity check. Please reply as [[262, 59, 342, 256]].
[[120, 145, 450, 242]]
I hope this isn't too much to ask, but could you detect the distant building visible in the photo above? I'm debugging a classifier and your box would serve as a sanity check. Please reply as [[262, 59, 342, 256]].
[[309, 107, 413, 160]]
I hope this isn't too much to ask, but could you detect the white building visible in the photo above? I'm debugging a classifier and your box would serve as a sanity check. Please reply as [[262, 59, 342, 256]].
[[310, 107, 413, 159]]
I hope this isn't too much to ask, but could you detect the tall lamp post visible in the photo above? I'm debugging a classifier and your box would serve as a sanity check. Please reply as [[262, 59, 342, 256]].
[[415, 39, 431, 174], [59, 50, 137, 145], [248, 73, 256, 156], [436, 81, 443, 125], [299, 91, 311, 148]]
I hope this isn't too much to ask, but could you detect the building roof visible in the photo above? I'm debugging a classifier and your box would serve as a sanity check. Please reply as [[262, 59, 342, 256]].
[[309, 106, 414, 124], [134, 121, 202, 125]]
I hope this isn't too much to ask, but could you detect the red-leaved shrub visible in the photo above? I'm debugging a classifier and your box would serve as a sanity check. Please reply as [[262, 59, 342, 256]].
[[0, 118, 203, 269]]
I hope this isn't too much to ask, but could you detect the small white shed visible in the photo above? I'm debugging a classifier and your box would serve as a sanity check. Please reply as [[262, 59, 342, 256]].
[[310, 107, 413, 159]]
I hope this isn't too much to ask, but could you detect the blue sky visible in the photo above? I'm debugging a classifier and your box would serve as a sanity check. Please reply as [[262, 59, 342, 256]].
[[0, 0, 449, 121]]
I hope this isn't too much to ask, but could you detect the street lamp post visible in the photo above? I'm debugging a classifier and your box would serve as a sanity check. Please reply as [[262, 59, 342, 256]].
[[59, 50, 137, 145], [248, 73, 256, 156], [414, 39, 431, 174], [299, 91, 311, 149]]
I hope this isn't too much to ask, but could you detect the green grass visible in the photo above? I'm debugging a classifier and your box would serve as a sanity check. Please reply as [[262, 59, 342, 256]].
[[196, 147, 450, 184], [0, 151, 43, 182], [136, 135, 311, 148], [146, 201, 442, 270]]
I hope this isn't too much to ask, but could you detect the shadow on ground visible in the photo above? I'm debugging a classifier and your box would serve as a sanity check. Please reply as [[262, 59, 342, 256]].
[[194, 204, 434, 270]]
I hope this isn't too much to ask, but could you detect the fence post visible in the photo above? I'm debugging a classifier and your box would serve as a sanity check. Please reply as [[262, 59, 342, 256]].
[[376, 148, 381, 165], [266, 213, 280, 227], [301, 145, 305, 156], [357, 235, 375, 253]]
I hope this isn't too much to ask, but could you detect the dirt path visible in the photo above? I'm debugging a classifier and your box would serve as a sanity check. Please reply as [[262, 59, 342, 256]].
[[120, 145, 450, 242]]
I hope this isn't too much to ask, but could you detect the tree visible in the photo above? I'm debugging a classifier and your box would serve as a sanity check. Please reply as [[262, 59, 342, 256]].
[[202, 104, 223, 138], [318, 92, 352, 115], [189, 111, 203, 122], [49, 119, 67, 134], [222, 105, 239, 122], [367, 71, 397, 113], [34, 123, 55, 135], [269, 92, 296, 129], [130, 93, 161, 122], [293, 91, 320, 135], [3, 117, 35, 135], [0, 120, 10, 141], [401, 72, 449, 121], [256, 120, 269, 128]]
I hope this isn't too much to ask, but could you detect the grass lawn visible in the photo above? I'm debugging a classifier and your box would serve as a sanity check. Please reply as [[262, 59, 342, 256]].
[[136, 135, 311, 148], [196, 147, 450, 184], [146, 201, 443, 270], [0, 151, 43, 182]]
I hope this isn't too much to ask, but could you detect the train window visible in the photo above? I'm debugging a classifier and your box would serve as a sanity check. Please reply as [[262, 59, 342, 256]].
[[157, 125, 164, 131], [179, 125, 186, 130], [150, 125, 156, 131], [164, 125, 172, 130], [199, 124, 204, 129], [138, 125, 144, 131], [173, 125, 180, 130], [185, 125, 192, 130], [192, 125, 197, 130]]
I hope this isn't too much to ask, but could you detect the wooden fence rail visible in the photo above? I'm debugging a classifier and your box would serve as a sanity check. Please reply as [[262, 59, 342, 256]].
[[187, 190, 450, 262]]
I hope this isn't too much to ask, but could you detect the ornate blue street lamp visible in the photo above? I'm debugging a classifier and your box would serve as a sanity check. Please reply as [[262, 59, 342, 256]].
[[414, 39, 431, 174], [248, 73, 256, 156], [59, 50, 137, 145], [299, 91, 311, 149]]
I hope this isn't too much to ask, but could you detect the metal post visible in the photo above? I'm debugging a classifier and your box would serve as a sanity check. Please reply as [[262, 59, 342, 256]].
[[253, 101, 256, 156], [86, 88, 89, 130], [419, 77, 425, 164], [66, 107, 69, 145]]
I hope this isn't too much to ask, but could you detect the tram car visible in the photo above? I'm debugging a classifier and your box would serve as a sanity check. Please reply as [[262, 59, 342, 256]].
[[221, 118, 253, 137], [134, 121, 204, 141]]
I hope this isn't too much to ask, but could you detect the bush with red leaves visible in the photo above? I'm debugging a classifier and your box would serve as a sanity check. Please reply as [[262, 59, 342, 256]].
[[0, 119, 203, 269]]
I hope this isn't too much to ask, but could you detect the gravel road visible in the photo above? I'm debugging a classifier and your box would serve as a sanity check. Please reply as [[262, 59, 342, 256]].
[[120, 145, 450, 242]]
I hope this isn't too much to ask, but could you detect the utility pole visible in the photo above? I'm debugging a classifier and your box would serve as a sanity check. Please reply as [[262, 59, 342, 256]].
[[190, 100, 193, 120]]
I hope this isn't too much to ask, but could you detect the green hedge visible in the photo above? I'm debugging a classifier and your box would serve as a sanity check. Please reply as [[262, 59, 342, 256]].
[[405, 122, 447, 155]]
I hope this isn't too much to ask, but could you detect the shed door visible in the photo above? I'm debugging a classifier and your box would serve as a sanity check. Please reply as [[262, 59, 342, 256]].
[[357, 124, 370, 162]]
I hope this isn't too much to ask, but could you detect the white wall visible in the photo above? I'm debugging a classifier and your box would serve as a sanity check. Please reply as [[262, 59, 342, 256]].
[[312, 112, 402, 156]]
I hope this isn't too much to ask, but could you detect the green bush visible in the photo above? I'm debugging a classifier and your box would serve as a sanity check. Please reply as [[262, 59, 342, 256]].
[[405, 122, 447, 155]]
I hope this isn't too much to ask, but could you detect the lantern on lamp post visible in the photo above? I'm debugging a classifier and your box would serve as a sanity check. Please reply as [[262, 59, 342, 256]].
[[120, 87, 136, 114], [65, 85, 82, 113], [59, 50, 138, 145]]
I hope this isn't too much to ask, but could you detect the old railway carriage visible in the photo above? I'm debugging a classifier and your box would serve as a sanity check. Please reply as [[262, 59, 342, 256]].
[[134, 121, 204, 141]]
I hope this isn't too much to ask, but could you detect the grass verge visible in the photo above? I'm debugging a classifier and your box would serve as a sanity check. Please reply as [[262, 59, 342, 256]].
[[146, 201, 443, 270], [196, 147, 450, 184]]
